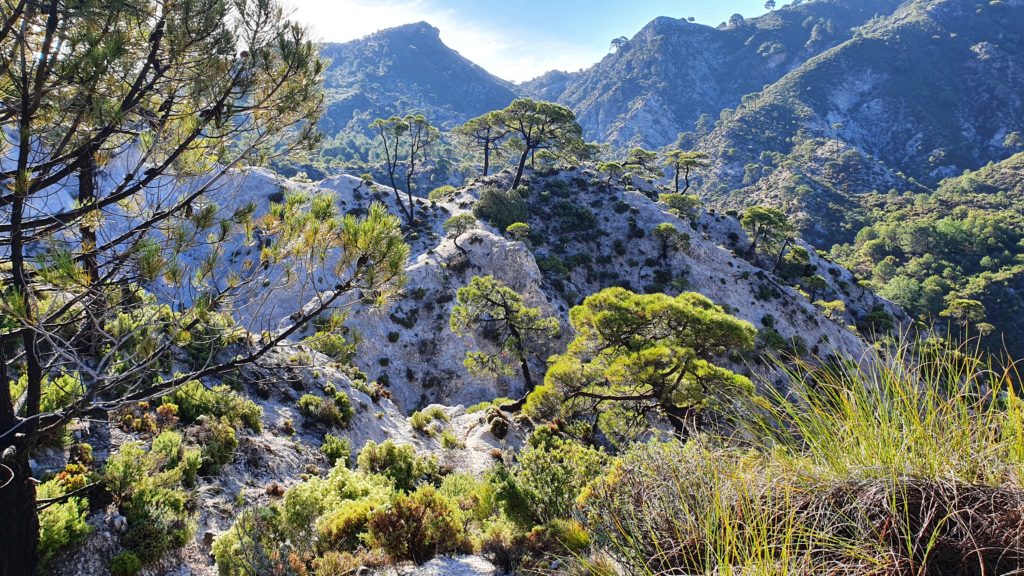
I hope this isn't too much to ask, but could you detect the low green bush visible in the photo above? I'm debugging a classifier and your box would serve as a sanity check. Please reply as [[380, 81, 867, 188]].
[[321, 434, 351, 466], [366, 485, 469, 564], [474, 186, 529, 231], [317, 498, 375, 552], [409, 406, 449, 436], [163, 380, 262, 431], [36, 477, 91, 569], [102, 442, 197, 564], [356, 440, 439, 492], [493, 433, 608, 529], [297, 393, 354, 428], [195, 417, 238, 474], [109, 551, 142, 576]]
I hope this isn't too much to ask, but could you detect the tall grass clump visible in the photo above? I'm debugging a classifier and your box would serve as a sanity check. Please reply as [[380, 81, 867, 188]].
[[575, 337, 1024, 576], [745, 337, 1024, 485]]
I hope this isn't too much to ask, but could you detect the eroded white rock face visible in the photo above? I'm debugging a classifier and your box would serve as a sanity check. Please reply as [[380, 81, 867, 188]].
[[374, 555, 499, 576], [344, 229, 561, 412], [189, 165, 902, 414]]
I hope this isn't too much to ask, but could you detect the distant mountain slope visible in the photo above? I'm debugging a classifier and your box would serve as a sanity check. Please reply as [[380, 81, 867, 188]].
[[318, 22, 518, 136], [697, 0, 1024, 244], [831, 152, 1024, 357], [524, 0, 905, 149]]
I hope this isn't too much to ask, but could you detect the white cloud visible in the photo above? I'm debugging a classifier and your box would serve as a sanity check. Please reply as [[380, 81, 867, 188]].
[[283, 0, 602, 82]]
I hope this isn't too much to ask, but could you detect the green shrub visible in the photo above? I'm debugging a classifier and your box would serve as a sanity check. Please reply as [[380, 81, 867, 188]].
[[321, 434, 351, 466], [506, 222, 532, 242], [478, 517, 529, 573], [104, 443, 196, 564], [410, 406, 449, 435], [440, 429, 464, 449], [438, 473, 498, 522], [164, 380, 262, 431], [195, 417, 238, 474], [317, 499, 375, 552], [297, 393, 353, 428], [577, 339, 1024, 575], [474, 186, 528, 231], [537, 518, 590, 553], [212, 508, 287, 576], [522, 383, 564, 422], [409, 410, 433, 434], [276, 465, 393, 551], [151, 430, 185, 468], [493, 435, 607, 529], [466, 397, 513, 414], [312, 551, 363, 575], [36, 478, 91, 569], [366, 485, 468, 564], [428, 185, 458, 202], [356, 440, 438, 492], [109, 551, 142, 576]]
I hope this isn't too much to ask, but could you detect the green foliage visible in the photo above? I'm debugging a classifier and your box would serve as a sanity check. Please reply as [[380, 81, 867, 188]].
[[451, 275, 559, 387], [297, 393, 354, 428], [652, 223, 691, 261], [581, 336, 1024, 576], [163, 380, 262, 432], [660, 193, 702, 217], [547, 288, 756, 442], [741, 206, 794, 258], [624, 148, 662, 179], [214, 465, 394, 575], [522, 383, 564, 422], [493, 98, 586, 188], [831, 157, 1024, 352], [36, 478, 91, 569], [304, 312, 360, 364], [195, 417, 238, 474], [597, 161, 625, 184], [410, 406, 449, 436], [322, 433, 352, 466], [506, 222, 532, 242], [109, 552, 142, 576], [366, 485, 469, 564], [663, 150, 709, 193], [102, 442, 197, 564], [440, 429, 464, 449], [443, 213, 478, 248], [493, 433, 607, 529], [317, 498, 375, 552], [369, 114, 440, 223], [466, 397, 514, 414], [356, 440, 439, 492], [474, 185, 529, 231], [429, 185, 458, 202]]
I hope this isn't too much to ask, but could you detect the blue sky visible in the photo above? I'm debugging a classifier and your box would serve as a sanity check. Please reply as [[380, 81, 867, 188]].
[[287, 0, 773, 81]]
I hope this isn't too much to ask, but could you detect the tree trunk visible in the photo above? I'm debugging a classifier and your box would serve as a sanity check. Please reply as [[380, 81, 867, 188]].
[[404, 158, 417, 225], [482, 141, 490, 177], [518, 355, 535, 394], [673, 168, 680, 194], [746, 231, 760, 258], [79, 156, 103, 356], [12, 125, 43, 430], [387, 171, 409, 224], [0, 449, 38, 576], [665, 403, 699, 442], [682, 166, 691, 193], [771, 238, 791, 274], [511, 148, 530, 190], [79, 156, 98, 285]]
